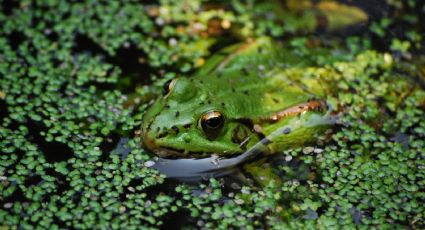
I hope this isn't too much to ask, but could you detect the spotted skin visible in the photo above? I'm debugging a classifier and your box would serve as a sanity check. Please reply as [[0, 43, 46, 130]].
[[141, 37, 335, 158]]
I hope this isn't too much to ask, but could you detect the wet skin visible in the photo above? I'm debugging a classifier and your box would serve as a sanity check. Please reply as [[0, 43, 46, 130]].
[[141, 37, 335, 159]]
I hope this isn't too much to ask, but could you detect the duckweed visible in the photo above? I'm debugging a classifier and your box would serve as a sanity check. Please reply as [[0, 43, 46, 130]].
[[1, 0, 424, 229]]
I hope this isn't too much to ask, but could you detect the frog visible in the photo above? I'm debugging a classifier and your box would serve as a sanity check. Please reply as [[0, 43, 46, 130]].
[[141, 37, 337, 160]]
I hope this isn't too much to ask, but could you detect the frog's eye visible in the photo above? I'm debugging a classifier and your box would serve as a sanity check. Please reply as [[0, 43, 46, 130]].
[[200, 111, 224, 140], [163, 79, 177, 96]]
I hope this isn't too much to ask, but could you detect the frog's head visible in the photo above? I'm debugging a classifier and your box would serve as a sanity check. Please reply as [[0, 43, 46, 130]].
[[141, 77, 261, 158], [141, 37, 335, 159]]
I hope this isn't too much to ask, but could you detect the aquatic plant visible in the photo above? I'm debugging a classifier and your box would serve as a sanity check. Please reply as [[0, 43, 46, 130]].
[[0, 0, 424, 229]]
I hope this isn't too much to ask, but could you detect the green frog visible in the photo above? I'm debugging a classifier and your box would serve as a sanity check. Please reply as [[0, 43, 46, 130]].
[[141, 37, 337, 160]]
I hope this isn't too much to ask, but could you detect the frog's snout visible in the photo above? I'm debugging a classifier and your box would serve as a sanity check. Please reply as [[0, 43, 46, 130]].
[[141, 128, 158, 152]]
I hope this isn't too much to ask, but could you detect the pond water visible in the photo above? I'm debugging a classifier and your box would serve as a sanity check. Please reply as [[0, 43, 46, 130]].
[[0, 0, 424, 229]]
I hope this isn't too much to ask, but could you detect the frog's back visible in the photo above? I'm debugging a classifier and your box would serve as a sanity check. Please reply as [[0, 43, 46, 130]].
[[192, 37, 332, 120]]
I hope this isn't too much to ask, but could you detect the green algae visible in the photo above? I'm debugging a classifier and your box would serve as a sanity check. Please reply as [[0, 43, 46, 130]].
[[0, 0, 424, 229]]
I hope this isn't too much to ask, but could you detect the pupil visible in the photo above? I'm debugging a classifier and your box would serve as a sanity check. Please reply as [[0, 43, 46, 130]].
[[206, 117, 221, 128]]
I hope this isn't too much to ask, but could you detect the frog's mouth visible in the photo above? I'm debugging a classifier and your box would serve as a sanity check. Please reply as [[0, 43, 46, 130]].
[[151, 148, 184, 158], [142, 139, 185, 158], [142, 134, 217, 158], [142, 136, 169, 157], [143, 100, 329, 159], [143, 141, 228, 159]]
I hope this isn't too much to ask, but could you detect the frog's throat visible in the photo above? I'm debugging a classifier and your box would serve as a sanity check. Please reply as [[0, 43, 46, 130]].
[[258, 100, 327, 123]]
